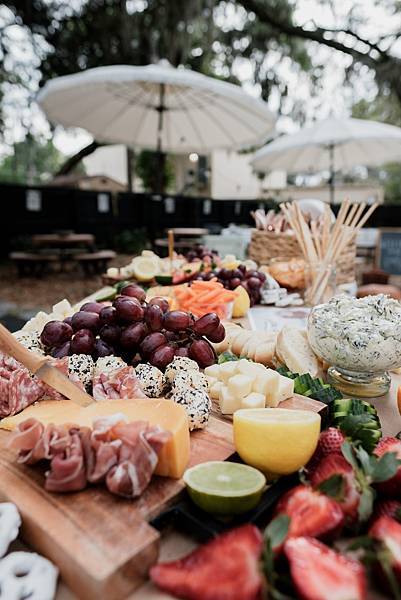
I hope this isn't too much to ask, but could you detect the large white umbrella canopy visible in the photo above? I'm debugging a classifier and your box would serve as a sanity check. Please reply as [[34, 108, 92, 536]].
[[37, 62, 276, 153], [251, 116, 401, 173]]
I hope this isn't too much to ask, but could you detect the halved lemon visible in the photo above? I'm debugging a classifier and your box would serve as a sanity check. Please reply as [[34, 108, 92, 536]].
[[183, 461, 266, 516], [131, 257, 158, 282], [233, 408, 321, 479]]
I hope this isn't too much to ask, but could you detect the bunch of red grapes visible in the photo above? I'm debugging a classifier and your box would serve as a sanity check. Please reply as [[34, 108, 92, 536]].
[[193, 265, 266, 306], [185, 244, 219, 263], [40, 285, 224, 370]]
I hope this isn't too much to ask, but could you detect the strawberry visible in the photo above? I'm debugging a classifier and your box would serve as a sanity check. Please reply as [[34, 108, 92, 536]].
[[284, 537, 367, 600], [306, 427, 345, 474], [274, 485, 344, 542], [150, 524, 263, 600], [373, 436, 401, 498], [369, 516, 401, 594], [309, 454, 361, 521]]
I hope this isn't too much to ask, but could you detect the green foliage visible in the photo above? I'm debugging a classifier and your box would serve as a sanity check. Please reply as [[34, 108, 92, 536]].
[[0, 137, 65, 184], [135, 151, 175, 193], [112, 229, 149, 255]]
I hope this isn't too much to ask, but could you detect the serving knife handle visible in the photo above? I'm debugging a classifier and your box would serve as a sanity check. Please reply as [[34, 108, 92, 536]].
[[0, 323, 48, 374]]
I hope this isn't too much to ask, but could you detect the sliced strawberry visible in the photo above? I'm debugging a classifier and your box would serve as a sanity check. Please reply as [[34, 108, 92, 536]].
[[284, 537, 367, 600], [373, 437, 401, 498], [369, 516, 401, 589], [150, 524, 263, 600], [309, 454, 360, 521], [306, 427, 345, 474], [274, 485, 344, 542]]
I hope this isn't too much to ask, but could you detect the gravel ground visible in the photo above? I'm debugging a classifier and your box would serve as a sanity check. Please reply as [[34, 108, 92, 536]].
[[0, 254, 131, 318]]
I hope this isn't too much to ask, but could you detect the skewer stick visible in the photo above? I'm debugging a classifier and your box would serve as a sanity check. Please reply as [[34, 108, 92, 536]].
[[168, 229, 174, 272]]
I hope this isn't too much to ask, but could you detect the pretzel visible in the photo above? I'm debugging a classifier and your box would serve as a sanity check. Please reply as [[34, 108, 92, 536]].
[[0, 551, 58, 600], [0, 504, 21, 557]]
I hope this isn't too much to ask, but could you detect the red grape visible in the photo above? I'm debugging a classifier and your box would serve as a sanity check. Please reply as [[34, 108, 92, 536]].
[[175, 346, 190, 358], [232, 269, 243, 279], [206, 322, 225, 343], [165, 331, 178, 342], [229, 277, 242, 290], [245, 270, 260, 279], [192, 313, 220, 336], [203, 272, 215, 281], [189, 339, 216, 368], [247, 277, 262, 290], [145, 304, 164, 331], [93, 339, 113, 358], [99, 305, 118, 325], [121, 285, 146, 303], [63, 316, 73, 327], [238, 264, 247, 274], [41, 321, 73, 347], [140, 332, 167, 357], [149, 344, 175, 370], [257, 271, 267, 282], [164, 310, 192, 331], [71, 311, 100, 333], [50, 341, 71, 358], [121, 323, 147, 348], [219, 268, 233, 280], [70, 329, 95, 354], [116, 298, 144, 322], [80, 301, 104, 314], [148, 296, 170, 313], [99, 324, 121, 345]]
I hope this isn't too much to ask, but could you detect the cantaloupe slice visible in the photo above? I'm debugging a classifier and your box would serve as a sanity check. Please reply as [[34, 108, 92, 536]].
[[1, 399, 190, 479]]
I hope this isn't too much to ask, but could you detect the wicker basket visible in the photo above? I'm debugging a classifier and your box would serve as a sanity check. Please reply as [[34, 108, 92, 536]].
[[248, 229, 356, 285]]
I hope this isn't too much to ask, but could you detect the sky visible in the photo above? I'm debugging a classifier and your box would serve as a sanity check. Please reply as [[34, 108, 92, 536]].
[[1, 0, 401, 158]]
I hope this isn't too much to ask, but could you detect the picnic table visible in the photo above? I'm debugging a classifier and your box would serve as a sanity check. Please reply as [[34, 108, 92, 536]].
[[32, 233, 95, 249]]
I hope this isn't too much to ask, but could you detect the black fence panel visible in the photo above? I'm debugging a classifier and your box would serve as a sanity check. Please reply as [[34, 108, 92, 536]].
[[0, 182, 400, 257]]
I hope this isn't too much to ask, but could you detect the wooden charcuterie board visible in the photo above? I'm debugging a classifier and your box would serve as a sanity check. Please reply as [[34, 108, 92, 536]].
[[0, 395, 325, 600]]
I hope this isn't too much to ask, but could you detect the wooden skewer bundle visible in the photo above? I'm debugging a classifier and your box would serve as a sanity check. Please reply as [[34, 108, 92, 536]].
[[280, 200, 379, 306]]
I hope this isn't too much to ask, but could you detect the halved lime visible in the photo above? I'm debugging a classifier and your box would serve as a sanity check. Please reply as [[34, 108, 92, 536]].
[[183, 461, 266, 516]]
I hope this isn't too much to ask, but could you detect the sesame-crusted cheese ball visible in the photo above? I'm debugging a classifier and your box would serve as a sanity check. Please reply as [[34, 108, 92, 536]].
[[13, 331, 45, 355], [68, 354, 95, 390], [164, 356, 199, 384], [170, 388, 211, 430], [135, 363, 166, 397], [172, 371, 209, 393], [95, 355, 127, 377]]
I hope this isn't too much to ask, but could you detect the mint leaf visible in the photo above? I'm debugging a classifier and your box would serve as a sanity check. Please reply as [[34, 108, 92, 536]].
[[341, 441, 359, 470], [264, 514, 290, 550], [371, 452, 401, 483], [317, 474, 345, 500], [358, 487, 375, 522], [347, 536, 374, 551]]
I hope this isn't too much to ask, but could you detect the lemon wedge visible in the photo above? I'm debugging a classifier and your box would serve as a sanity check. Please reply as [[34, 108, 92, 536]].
[[233, 408, 320, 479]]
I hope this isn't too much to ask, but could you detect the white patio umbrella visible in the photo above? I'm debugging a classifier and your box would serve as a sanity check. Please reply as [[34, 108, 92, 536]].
[[37, 62, 275, 190], [251, 116, 401, 202]]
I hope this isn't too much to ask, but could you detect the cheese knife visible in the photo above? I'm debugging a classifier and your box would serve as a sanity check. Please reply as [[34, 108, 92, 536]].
[[0, 323, 94, 407]]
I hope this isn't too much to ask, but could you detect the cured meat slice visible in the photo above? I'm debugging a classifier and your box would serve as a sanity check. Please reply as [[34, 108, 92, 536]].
[[92, 366, 146, 401], [8, 416, 171, 498], [45, 430, 87, 493], [4, 370, 44, 419]]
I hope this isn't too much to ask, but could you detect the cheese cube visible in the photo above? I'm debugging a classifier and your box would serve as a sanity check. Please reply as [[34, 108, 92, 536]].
[[219, 385, 242, 415], [227, 374, 252, 399], [219, 361, 238, 383], [277, 375, 295, 404], [236, 359, 266, 378], [252, 369, 280, 407], [241, 392, 266, 409], [204, 364, 221, 379], [210, 381, 223, 400]]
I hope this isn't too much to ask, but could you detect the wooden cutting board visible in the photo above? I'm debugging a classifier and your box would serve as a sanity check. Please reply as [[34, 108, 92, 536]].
[[0, 395, 326, 600]]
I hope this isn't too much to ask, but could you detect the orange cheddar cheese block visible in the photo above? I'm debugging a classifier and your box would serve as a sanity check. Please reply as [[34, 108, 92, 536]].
[[1, 399, 190, 479]]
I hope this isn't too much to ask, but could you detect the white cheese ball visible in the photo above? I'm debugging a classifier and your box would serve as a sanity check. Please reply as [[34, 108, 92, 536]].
[[68, 354, 95, 390], [170, 388, 211, 430], [173, 371, 209, 393], [13, 331, 45, 355], [95, 355, 127, 377], [164, 356, 199, 384], [135, 363, 166, 397]]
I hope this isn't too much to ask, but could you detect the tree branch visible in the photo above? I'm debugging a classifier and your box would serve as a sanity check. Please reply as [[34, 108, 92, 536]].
[[56, 141, 103, 176]]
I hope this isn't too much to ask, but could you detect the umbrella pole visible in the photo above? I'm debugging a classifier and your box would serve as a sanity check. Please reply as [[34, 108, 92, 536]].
[[155, 83, 166, 194], [329, 143, 335, 205]]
